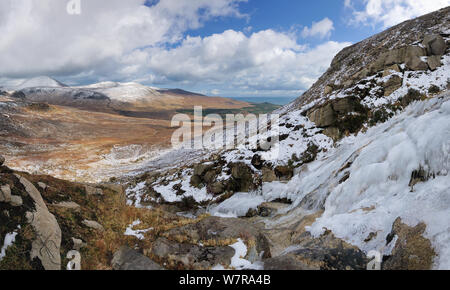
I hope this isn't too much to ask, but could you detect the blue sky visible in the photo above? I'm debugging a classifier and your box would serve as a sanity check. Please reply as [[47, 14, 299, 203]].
[[190, 0, 371, 45], [0, 0, 448, 98]]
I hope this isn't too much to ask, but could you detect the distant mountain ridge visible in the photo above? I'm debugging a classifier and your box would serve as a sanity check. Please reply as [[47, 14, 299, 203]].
[[4, 77, 249, 115]]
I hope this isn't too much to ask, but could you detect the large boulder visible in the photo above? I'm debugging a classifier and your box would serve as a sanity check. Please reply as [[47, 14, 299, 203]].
[[382, 64, 401, 77], [307, 103, 336, 127], [427, 55, 442, 71], [383, 47, 407, 67], [383, 75, 403, 96], [383, 218, 436, 270], [230, 163, 258, 192], [0, 184, 11, 203], [422, 34, 446, 56], [112, 246, 164, 270], [15, 174, 62, 270], [405, 46, 428, 71]]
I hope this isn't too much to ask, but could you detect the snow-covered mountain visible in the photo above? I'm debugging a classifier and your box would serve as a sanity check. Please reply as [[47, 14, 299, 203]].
[[15, 76, 67, 90], [76, 81, 162, 102], [5, 78, 246, 114]]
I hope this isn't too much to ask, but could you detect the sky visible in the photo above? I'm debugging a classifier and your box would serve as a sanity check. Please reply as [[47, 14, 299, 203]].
[[0, 0, 449, 98]]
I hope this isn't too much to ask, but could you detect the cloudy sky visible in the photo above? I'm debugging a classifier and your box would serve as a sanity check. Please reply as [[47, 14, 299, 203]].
[[0, 0, 449, 98]]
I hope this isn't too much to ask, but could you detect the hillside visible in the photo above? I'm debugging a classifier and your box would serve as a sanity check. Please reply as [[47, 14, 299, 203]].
[[119, 7, 450, 270]]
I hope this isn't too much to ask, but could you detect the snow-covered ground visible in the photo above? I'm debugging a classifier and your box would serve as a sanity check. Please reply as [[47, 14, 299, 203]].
[[0, 226, 20, 261], [262, 93, 450, 269]]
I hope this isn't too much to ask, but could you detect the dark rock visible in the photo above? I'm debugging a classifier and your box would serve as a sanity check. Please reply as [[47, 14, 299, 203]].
[[190, 175, 202, 187], [207, 182, 225, 195], [400, 88, 423, 107], [193, 163, 214, 177], [230, 163, 258, 192], [251, 154, 263, 170], [300, 142, 319, 164], [266, 231, 369, 270], [11, 91, 26, 99], [203, 170, 217, 184], [27, 103, 50, 111], [0, 155, 5, 166], [112, 246, 164, 270], [274, 166, 293, 180]]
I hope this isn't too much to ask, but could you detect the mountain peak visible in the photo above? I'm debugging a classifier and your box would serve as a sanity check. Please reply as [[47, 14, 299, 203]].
[[17, 76, 67, 90]]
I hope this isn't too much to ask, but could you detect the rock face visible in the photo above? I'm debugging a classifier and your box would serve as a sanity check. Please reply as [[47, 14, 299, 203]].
[[151, 216, 271, 269], [15, 174, 62, 270], [112, 246, 164, 270], [383, 218, 436, 270]]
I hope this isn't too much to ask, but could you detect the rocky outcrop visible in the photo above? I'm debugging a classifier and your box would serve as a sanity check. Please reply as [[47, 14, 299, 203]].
[[151, 216, 271, 269], [383, 218, 436, 270], [112, 246, 164, 270], [15, 174, 62, 270], [307, 97, 368, 140], [264, 231, 368, 270], [292, 7, 449, 109], [151, 237, 235, 270]]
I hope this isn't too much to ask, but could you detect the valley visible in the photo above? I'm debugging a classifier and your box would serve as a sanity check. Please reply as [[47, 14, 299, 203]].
[[0, 80, 279, 182]]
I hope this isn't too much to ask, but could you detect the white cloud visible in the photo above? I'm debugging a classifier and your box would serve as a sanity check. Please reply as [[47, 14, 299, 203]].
[[0, 0, 350, 97], [346, 0, 450, 28], [0, 0, 246, 79], [146, 30, 350, 93], [301, 18, 335, 39]]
